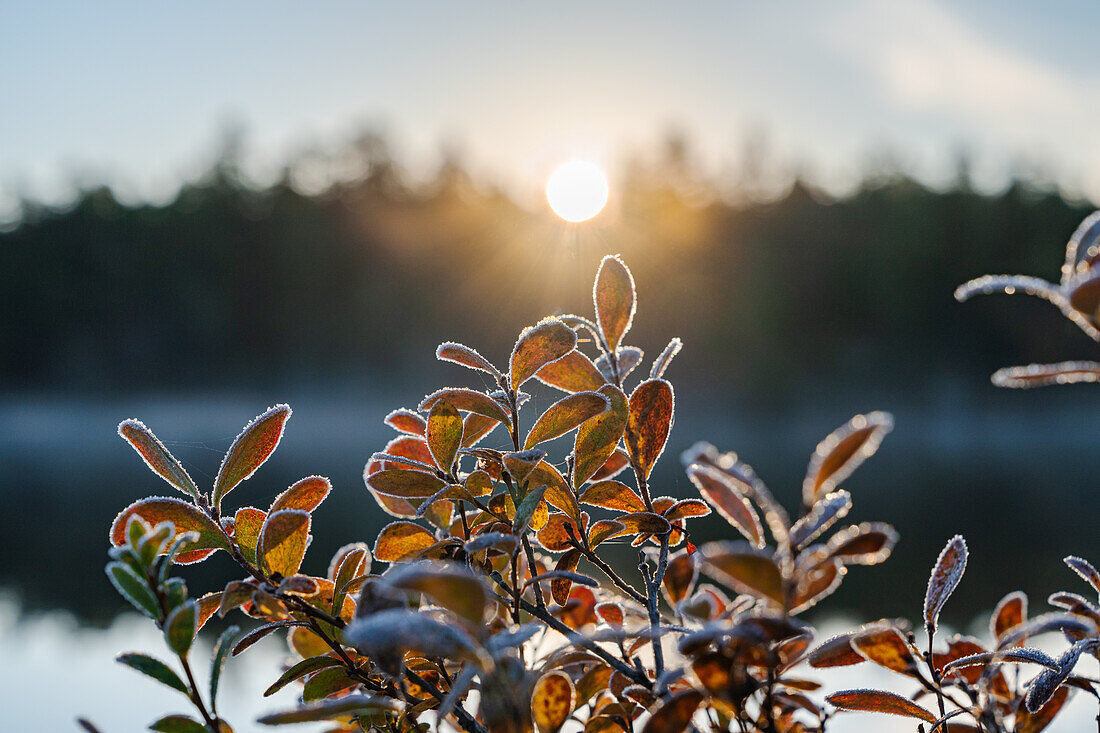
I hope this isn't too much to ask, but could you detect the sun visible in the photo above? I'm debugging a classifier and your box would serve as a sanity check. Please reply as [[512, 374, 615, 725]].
[[546, 161, 609, 222]]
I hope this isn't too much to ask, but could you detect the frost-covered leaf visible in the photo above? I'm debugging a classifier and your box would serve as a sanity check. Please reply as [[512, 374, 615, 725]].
[[590, 448, 630, 482], [278, 575, 319, 596], [106, 561, 160, 619], [852, 627, 918, 677], [808, 633, 865, 669], [992, 361, 1100, 388], [924, 535, 968, 634], [384, 408, 427, 436], [269, 476, 331, 513], [662, 552, 697, 607], [790, 491, 852, 548], [942, 647, 1059, 673], [511, 318, 578, 391], [213, 404, 291, 508], [532, 671, 574, 733], [578, 480, 645, 512], [998, 612, 1099, 648], [258, 509, 311, 578], [955, 273, 1100, 341], [616, 511, 671, 536], [420, 387, 510, 424], [374, 521, 435, 562], [256, 695, 399, 725], [550, 550, 583, 604], [826, 689, 935, 723], [232, 507, 265, 564], [587, 519, 626, 548], [991, 590, 1027, 646], [343, 609, 486, 667], [436, 341, 500, 377], [1062, 210, 1100, 282], [111, 497, 229, 564], [537, 513, 582, 553], [503, 449, 545, 484], [366, 469, 445, 498], [790, 557, 846, 614], [687, 464, 764, 548], [593, 255, 636, 353], [640, 688, 702, 733], [803, 412, 892, 506], [536, 350, 606, 393], [209, 624, 239, 708], [825, 522, 898, 566], [1025, 640, 1094, 713], [426, 400, 463, 472], [595, 346, 643, 384], [700, 542, 783, 604], [232, 620, 304, 656], [116, 652, 189, 695], [573, 384, 628, 489], [649, 338, 683, 380], [625, 379, 674, 481], [1016, 685, 1070, 733], [514, 483, 549, 535], [1065, 555, 1100, 593], [164, 600, 197, 655], [117, 419, 200, 500], [383, 561, 490, 624], [524, 391, 609, 448], [663, 498, 710, 521]]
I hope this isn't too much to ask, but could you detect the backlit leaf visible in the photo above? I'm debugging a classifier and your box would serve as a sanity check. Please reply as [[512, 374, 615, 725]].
[[624, 379, 674, 480], [232, 507, 266, 564], [590, 449, 630, 481], [616, 511, 671, 536], [343, 609, 486, 667], [511, 318, 578, 391], [579, 480, 645, 512], [106, 562, 161, 619], [384, 408, 426, 436], [790, 558, 846, 614], [258, 509, 311, 578], [256, 695, 399, 725], [148, 714, 208, 732], [826, 522, 898, 566], [662, 551, 697, 607], [1016, 685, 1070, 733], [1024, 640, 1092, 713], [436, 341, 500, 377], [663, 498, 710, 521], [116, 652, 188, 695], [164, 600, 198, 655], [532, 671, 574, 733], [503, 449, 545, 484], [573, 384, 628, 488], [924, 535, 968, 634], [525, 391, 609, 449], [852, 627, 918, 677], [789, 491, 852, 548], [700, 542, 783, 604], [420, 387, 510, 425], [649, 338, 683, 380], [302, 666, 358, 703], [687, 464, 764, 548], [209, 624, 240, 708], [992, 361, 1100, 388], [117, 419, 200, 500], [802, 412, 892, 507], [384, 561, 490, 624], [462, 411, 502, 447], [366, 469, 445, 498], [514, 483, 549, 534], [213, 404, 292, 508], [536, 350, 607, 393], [269, 476, 331, 513], [551, 550, 583, 605], [991, 590, 1027, 646], [532, 461, 581, 520], [595, 346, 643, 384], [808, 633, 865, 668], [1065, 555, 1100, 593], [263, 656, 343, 697], [427, 401, 463, 471], [588, 519, 626, 548], [374, 521, 435, 562], [826, 689, 935, 723], [111, 497, 230, 564], [593, 255, 636, 353], [537, 513, 582, 552], [641, 689, 702, 733]]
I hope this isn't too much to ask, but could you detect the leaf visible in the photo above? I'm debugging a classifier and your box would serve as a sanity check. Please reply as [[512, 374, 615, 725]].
[[436, 341, 500, 377], [374, 521, 436, 562], [111, 497, 230, 564], [148, 715, 209, 732], [593, 255, 636, 352], [257, 695, 399, 725], [1065, 555, 1100, 593], [624, 379, 674, 481], [209, 624, 239, 708], [573, 384, 628, 488], [662, 551, 698, 607], [384, 408, 426, 436], [424, 400, 463, 472], [808, 633, 866, 668], [790, 558, 846, 614], [616, 511, 672, 536], [595, 346, 643, 384], [532, 671, 574, 733], [663, 498, 710, 521], [537, 513, 582, 552], [802, 412, 893, 506], [164, 599, 198, 655], [503, 449, 546, 484], [106, 562, 160, 619], [367, 469, 445, 498], [1025, 640, 1092, 713], [536, 350, 607, 393], [525, 392, 609, 448], [213, 404, 292, 507], [852, 627, 919, 677], [264, 656, 344, 697], [825, 522, 898, 566], [420, 387, 511, 424], [826, 689, 935, 723], [384, 561, 490, 624], [700, 542, 783, 604], [462, 412, 500, 447], [924, 535, 968, 634], [789, 491, 852, 548], [514, 483, 550, 534], [579, 480, 646, 512], [511, 318, 578, 391], [551, 550, 583, 604], [531, 461, 580, 520], [641, 689, 702, 733], [343, 609, 486, 667], [117, 419, 200, 500], [649, 338, 683, 380], [116, 652, 188, 695], [1016, 685, 1070, 733], [258, 509, 311, 577], [233, 621, 304, 656], [991, 361, 1100, 388], [278, 575, 319, 596], [232, 507, 266, 564], [588, 519, 626, 548], [687, 464, 764, 548], [303, 666, 358, 702], [269, 476, 331, 513], [991, 590, 1027, 646]]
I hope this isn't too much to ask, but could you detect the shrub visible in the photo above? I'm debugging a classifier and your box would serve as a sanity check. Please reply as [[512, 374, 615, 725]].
[[96, 247, 1099, 732]]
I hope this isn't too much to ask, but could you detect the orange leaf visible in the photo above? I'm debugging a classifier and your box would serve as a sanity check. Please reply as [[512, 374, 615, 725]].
[[117, 419, 200, 500], [110, 497, 229, 564], [1015, 685, 1070, 733], [213, 404, 291, 508], [427, 401, 463, 471], [366, 469, 445, 499], [924, 535, 968, 633], [461, 412, 500, 448], [852, 627, 919, 677], [808, 633, 865, 668], [590, 449, 630, 481], [525, 392, 609, 449], [593, 255, 636, 353], [420, 388, 510, 425], [232, 506, 266, 564], [825, 522, 898, 566], [436, 341, 500, 377], [826, 689, 935, 723], [578, 480, 645, 512], [624, 379, 674, 481], [573, 385, 628, 489], [258, 509, 310, 577], [803, 412, 892, 506], [536, 350, 606, 393], [532, 671, 574, 733], [664, 499, 710, 521], [991, 591, 1027, 647], [537, 513, 583, 552], [687, 464, 764, 548], [374, 521, 435, 562], [269, 476, 331, 513], [503, 449, 545, 484], [511, 318, 578, 391], [662, 551, 698, 606], [384, 408, 426, 436], [641, 689, 702, 733], [700, 542, 783, 604], [551, 549, 583, 605], [616, 512, 671, 536], [588, 519, 626, 548]]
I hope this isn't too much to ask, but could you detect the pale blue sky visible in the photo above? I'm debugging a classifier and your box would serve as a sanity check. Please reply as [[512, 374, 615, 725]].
[[3, 0, 1100, 213]]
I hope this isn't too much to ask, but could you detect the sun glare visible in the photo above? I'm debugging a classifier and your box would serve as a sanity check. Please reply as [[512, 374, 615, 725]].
[[546, 161, 609, 222]]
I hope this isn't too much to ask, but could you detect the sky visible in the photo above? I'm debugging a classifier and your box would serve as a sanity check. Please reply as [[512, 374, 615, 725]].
[[3, 0, 1100, 216]]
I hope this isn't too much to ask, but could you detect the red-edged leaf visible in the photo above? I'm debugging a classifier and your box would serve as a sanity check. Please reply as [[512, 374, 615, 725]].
[[110, 497, 229, 564], [826, 689, 935, 723], [374, 521, 435, 562], [590, 449, 630, 481], [536, 350, 607, 393], [624, 379, 674, 480], [384, 408, 426, 436], [593, 255, 636, 353], [510, 318, 578, 391], [269, 476, 331, 513], [525, 391, 609, 449], [649, 338, 683, 380], [232, 506, 266, 564], [117, 419, 200, 500], [426, 401, 463, 471], [258, 509, 311, 577], [802, 412, 892, 506], [852, 627, 919, 677], [924, 535, 968, 633], [436, 341, 500, 377], [213, 404, 292, 507], [578, 480, 646, 512], [687, 464, 764, 548], [573, 384, 628, 488]]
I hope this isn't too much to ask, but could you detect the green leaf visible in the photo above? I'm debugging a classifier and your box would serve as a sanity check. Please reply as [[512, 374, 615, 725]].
[[302, 666, 358, 702], [164, 599, 198, 655], [210, 625, 240, 711], [118, 419, 201, 500], [257, 695, 399, 725], [510, 318, 578, 391], [258, 509, 311, 577], [213, 404, 292, 508], [116, 652, 189, 695], [106, 562, 160, 619], [231, 507, 265, 565], [264, 656, 344, 697], [514, 483, 549, 534], [148, 715, 208, 733]]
